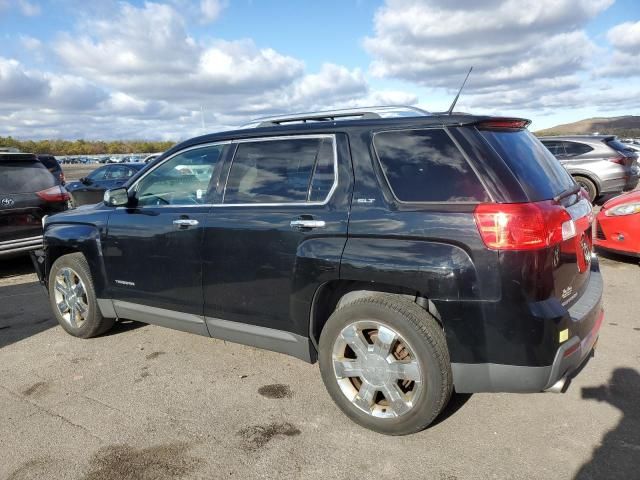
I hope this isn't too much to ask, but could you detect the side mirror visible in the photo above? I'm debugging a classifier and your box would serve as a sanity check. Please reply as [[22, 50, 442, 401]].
[[80, 177, 92, 185], [104, 187, 129, 207]]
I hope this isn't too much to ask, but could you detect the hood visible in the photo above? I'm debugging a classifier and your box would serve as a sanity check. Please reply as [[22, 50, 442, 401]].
[[602, 190, 640, 211]]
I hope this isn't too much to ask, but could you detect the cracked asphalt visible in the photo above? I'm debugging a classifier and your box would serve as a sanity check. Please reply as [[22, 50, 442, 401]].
[[0, 252, 639, 480]]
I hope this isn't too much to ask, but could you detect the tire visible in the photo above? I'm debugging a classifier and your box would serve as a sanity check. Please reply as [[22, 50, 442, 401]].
[[318, 293, 452, 435], [573, 175, 597, 203], [48, 253, 114, 338]]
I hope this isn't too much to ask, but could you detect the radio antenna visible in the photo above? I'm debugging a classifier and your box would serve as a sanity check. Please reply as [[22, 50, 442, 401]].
[[446, 66, 473, 115]]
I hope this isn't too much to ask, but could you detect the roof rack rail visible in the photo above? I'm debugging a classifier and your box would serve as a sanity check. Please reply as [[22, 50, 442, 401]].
[[240, 105, 430, 128]]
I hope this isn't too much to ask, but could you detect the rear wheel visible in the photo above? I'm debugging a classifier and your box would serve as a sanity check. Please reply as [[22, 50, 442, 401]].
[[49, 253, 114, 338], [573, 175, 597, 202], [318, 294, 452, 435]]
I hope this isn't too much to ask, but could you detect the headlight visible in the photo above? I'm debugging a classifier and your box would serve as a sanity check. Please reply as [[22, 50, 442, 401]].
[[604, 202, 640, 216]]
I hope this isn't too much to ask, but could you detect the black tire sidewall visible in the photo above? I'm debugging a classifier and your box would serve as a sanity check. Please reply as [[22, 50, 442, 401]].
[[319, 299, 449, 435], [574, 176, 597, 202], [48, 253, 105, 338]]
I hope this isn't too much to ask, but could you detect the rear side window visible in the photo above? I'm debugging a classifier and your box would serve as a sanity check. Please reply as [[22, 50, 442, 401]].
[[373, 129, 489, 202], [541, 141, 564, 156], [224, 137, 335, 204], [562, 141, 592, 157], [606, 138, 635, 154], [38, 155, 58, 170], [0, 161, 54, 193], [481, 130, 575, 200]]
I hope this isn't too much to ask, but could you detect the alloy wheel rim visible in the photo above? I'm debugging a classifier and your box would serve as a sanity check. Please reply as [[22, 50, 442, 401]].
[[53, 267, 89, 328], [332, 320, 423, 419]]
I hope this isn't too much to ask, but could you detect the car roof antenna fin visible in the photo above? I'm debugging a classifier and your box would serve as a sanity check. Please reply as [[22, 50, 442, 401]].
[[446, 66, 473, 115]]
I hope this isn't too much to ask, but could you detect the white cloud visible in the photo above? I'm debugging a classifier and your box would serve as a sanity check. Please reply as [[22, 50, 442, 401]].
[[364, 0, 613, 109], [600, 21, 640, 78], [607, 20, 640, 53], [200, 0, 227, 23], [19, 35, 42, 51], [18, 0, 40, 16]]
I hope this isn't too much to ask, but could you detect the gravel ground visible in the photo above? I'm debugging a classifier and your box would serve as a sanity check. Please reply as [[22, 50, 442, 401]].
[[0, 253, 638, 480]]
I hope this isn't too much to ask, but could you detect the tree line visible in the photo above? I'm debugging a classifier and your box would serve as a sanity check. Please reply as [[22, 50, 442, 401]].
[[0, 137, 176, 156]]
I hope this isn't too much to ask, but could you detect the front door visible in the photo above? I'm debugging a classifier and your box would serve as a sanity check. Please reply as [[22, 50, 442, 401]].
[[103, 143, 227, 332], [202, 134, 352, 348]]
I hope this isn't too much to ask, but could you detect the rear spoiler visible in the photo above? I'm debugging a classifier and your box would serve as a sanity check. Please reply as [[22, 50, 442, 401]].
[[473, 118, 532, 130], [0, 152, 37, 162]]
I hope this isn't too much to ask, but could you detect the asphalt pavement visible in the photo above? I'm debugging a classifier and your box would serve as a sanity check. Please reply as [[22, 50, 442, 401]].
[[0, 253, 638, 480]]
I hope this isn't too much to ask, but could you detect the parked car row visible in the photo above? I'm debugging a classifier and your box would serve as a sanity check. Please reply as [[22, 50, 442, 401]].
[[539, 135, 639, 202]]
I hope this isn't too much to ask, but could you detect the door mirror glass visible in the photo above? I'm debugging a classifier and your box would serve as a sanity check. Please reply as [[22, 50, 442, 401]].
[[104, 187, 129, 207], [80, 176, 92, 185]]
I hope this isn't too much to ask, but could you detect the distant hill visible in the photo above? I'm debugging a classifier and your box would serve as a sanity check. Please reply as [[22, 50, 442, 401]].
[[535, 116, 640, 138]]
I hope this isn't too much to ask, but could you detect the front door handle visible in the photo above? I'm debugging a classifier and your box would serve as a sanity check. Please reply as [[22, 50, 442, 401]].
[[290, 219, 326, 229], [173, 219, 199, 227]]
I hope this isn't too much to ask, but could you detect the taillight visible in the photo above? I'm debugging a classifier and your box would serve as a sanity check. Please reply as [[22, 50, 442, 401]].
[[36, 186, 70, 202], [474, 201, 574, 251], [608, 155, 626, 165]]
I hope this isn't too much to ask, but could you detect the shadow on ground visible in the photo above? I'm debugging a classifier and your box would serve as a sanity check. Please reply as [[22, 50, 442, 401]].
[[0, 281, 55, 349], [575, 368, 640, 479], [0, 255, 36, 279]]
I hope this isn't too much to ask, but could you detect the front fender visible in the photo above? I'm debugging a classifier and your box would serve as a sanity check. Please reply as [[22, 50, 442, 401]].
[[44, 223, 109, 298]]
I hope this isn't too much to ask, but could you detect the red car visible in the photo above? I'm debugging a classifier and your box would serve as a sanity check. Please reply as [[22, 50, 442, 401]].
[[594, 190, 640, 257]]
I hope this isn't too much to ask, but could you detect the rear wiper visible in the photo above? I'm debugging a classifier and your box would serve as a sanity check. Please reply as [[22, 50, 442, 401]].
[[553, 184, 581, 203]]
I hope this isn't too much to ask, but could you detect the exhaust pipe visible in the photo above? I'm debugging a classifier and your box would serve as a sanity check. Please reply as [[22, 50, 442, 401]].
[[545, 377, 568, 393]]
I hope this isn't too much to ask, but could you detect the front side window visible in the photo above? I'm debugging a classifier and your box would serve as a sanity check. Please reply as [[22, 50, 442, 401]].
[[373, 128, 489, 202], [87, 166, 109, 181], [224, 137, 335, 204], [106, 165, 136, 180], [135, 145, 223, 206]]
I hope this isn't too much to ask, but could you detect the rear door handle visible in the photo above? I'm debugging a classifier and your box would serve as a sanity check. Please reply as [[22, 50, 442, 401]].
[[290, 219, 326, 229], [173, 219, 199, 227]]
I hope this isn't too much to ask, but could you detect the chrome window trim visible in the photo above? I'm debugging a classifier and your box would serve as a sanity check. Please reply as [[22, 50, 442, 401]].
[[126, 140, 231, 203], [220, 134, 338, 207], [371, 126, 494, 205]]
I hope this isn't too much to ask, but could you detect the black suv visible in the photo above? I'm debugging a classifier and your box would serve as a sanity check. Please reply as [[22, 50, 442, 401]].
[[32, 107, 603, 435], [1, 152, 69, 257]]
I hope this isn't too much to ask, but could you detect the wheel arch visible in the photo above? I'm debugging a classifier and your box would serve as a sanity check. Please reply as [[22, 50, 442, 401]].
[[44, 223, 109, 298], [309, 280, 443, 352]]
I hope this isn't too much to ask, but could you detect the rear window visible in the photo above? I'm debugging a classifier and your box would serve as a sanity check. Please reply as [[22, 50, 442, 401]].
[[0, 161, 55, 193], [606, 138, 636, 154], [481, 130, 575, 200], [373, 128, 489, 202]]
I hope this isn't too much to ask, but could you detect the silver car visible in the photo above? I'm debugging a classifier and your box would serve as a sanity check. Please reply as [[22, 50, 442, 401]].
[[540, 135, 639, 201]]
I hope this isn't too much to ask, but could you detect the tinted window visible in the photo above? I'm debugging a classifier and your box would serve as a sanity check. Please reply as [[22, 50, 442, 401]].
[[562, 141, 593, 157], [38, 155, 59, 170], [224, 137, 334, 204], [541, 141, 565, 156], [481, 130, 575, 200], [373, 129, 489, 202], [606, 138, 636, 154], [106, 165, 135, 180], [135, 145, 223, 206], [0, 161, 55, 193], [87, 166, 109, 181]]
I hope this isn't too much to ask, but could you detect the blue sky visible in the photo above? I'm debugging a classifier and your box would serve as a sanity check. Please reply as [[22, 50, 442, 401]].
[[0, 0, 639, 140]]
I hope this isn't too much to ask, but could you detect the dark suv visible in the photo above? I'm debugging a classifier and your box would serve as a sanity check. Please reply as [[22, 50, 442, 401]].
[[32, 107, 603, 435], [1, 152, 69, 256]]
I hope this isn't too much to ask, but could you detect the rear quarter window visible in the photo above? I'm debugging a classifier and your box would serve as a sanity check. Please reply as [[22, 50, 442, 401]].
[[0, 161, 55, 193], [481, 130, 575, 201], [373, 128, 489, 203]]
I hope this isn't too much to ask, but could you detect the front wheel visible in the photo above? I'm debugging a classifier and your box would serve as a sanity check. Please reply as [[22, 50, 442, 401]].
[[318, 294, 452, 435], [49, 253, 114, 338]]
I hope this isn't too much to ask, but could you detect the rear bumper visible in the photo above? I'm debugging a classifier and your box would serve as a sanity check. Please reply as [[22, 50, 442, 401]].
[[452, 263, 603, 393], [0, 235, 43, 256]]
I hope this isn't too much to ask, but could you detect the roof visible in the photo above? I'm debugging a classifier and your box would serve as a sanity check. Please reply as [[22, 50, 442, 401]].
[[538, 135, 615, 141]]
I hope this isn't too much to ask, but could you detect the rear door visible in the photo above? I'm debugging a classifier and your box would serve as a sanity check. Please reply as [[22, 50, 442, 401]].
[[0, 155, 58, 245], [201, 134, 352, 341]]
